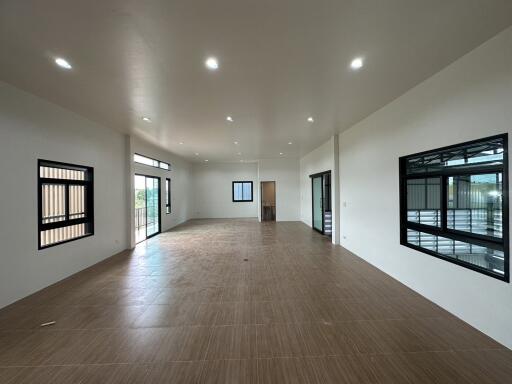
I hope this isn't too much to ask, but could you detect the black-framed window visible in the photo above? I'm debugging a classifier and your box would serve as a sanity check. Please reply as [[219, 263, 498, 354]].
[[134, 153, 170, 171], [399, 134, 509, 282], [165, 178, 171, 214], [38, 160, 94, 249], [232, 181, 253, 202]]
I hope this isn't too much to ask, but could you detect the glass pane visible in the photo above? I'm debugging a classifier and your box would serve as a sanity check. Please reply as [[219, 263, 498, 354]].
[[40, 165, 86, 180], [165, 179, 170, 205], [134, 154, 158, 167], [40, 224, 86, 248], [242, 182, 252, 200], [407, 230, 505, 277], [41, 184, 67, 224], [407, 178, 441, 227], [146, 177, 160, 237], [406, 137, 504, 175], [234, 183, 243, 200], [134, 175, 147, 243], [447, 173, 502, 238], [159, 162, 170, 170], [312, 176, 323, 231], [68, 185, 86, 220]]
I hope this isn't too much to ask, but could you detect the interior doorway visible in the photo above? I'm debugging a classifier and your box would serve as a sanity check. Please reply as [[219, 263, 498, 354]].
[[311, 171, 332, 237], [261, 181, 276, 221], [135, 174, 161, 243]]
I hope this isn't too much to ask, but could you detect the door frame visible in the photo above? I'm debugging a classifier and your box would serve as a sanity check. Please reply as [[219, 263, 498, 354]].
[[135, 173, 162, 242], [310, 170, 331, 234], [260, 181, 276, 221]]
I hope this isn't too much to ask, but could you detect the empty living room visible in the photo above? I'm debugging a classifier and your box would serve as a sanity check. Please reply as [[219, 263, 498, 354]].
[[1, 1, 512, 383]]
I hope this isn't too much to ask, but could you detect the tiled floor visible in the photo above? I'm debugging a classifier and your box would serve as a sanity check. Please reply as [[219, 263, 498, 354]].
[[0, 219, 511, 383]]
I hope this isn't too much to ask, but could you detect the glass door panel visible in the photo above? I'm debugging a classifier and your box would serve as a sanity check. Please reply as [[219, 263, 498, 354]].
[[134, 175, 147, 243], [134, 175, 160, 243], [146, 176, 160, 238], [312, 176, 323, 232]]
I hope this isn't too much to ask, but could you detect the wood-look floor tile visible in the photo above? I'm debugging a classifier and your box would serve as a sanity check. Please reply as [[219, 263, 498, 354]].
[[0, 219, 509, 383], [452, 349, 512, 383], [106, 364, 152, 384], [198, 359, 257, 384], [145, 362, 203, 383], [206, 325, 253, 359], [414, 317, 504, 351], [170, 326, 212, 361], [0, 367, 22, 384], [132, 303, 194, 328]]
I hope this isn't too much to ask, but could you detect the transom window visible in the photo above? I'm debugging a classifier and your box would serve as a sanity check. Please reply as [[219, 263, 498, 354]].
[[232, 181, 253, 202], [134, 153, 170, 171], [38, 160, 94, 249], [399, 134, 509, 281]]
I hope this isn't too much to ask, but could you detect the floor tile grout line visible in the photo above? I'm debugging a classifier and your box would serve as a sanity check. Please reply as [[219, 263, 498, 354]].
[[0, 347, 508, 369]]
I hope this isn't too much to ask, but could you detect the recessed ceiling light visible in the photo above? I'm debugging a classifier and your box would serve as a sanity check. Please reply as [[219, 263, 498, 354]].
[[205, 57, 219, 70], [226, 116, 234, 122], [179, 142, 184, 145], [307, 117, 314, 123], [204, 159, 209, 162], [142, 116, 152, 122], [240, 160, 244, 162], [237, 152, 242, 155], [350, 57, 364, 70], [195, 153, 199, 156], [279, 152, 284, 156], [55, 57, 72, 69], [234, 141, 239, 145], [288, 142, 293, 145]]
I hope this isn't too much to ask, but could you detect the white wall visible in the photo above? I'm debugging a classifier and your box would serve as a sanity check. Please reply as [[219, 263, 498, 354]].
[[129, 137, 192, 247], [258, 158, 300, 221], [339, 27, 512, 348], [191, 162, 258, 218], [299, 137, 340, 243], [300, 138, 334, 226], [0, 82, 129, 309]]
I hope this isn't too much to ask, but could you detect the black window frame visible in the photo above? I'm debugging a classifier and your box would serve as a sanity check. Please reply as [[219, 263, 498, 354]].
[[165, 178, 171, 214], [133, 153, 171, 171], [399, 134, 509, 282], [232, 181, 254, 202], [38, 159, 94, 250]]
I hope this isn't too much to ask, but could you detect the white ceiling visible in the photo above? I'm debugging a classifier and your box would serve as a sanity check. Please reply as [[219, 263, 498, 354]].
[[1, 1, 511, 162]]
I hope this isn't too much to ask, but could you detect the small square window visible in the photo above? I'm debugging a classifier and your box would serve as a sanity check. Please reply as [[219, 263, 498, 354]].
[[232, 181, 253, 202]]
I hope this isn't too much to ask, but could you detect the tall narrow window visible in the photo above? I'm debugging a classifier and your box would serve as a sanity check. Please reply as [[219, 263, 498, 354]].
[[165, 178, 171, 214], [232, 181, 253, 202], [38, 160, 94, 249], [399, 134, 509, 281]]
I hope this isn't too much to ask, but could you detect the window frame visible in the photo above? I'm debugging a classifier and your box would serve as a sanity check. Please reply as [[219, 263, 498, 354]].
[[134, 153, 171, 171], [165, 178, 171, 214], [232, 181, 254, 202], [399, 134, 509, 282], [38, 159, 94, 250]]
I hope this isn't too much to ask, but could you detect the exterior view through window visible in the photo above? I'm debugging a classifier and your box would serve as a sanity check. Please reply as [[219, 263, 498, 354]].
[[38, 160, 94, 249], [399, 134, 509, 281], [135, 175, 160, 243], [232, 181, 253, 202]]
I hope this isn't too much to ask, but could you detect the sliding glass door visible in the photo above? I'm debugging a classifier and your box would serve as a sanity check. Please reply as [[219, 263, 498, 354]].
[[311, 171, 332, 235], [312, 175, 323, 232], [135, 175, 161, 243]]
